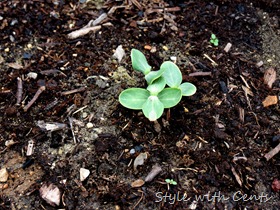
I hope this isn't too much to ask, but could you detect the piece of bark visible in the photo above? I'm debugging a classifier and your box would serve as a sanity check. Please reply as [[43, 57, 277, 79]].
[[263, 67, 276, 88], [145, 165, 162, 182], [16, 77, 23, 105], [262, 95, 278, 107]]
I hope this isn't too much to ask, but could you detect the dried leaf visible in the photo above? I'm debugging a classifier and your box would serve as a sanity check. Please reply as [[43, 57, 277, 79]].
[[262, 95, 278, 107], [133, 152, 148, 171], [6, 62, 23, 69], [131, 179, 145, 188], [241, 85, 253, 96], [264, 67, 276, 88]]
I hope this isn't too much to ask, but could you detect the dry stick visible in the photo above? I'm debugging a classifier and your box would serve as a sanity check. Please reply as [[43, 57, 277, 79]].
[[189, 72, 212, 77], [23, 86, 46, 112], [60, 87, 87, 96], [16, 77, 23, 105], [68, 117, 77, 144], [264, 143, 280, 161], [67, 25, 101, 39], [0, 89, 12, 94], [231, 166, 242, 187]]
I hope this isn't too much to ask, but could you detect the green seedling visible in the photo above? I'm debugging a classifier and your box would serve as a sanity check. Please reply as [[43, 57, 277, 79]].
[[165, 179, 177, 185], [165, 178, 177, 190], [119, 49, 197, 121], [210, 34, 219, 46]]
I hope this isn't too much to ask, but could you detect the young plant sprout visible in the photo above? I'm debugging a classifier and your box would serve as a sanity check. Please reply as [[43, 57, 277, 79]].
[[210, 34, 219, 46], [165, 178, 177, 185], [119, 49, 197, 121], [165, 178, 177, 190]]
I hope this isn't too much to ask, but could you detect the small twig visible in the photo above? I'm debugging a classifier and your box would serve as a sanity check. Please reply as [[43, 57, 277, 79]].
[[264, 143, 280, 161], [145, 6, 181, 15], [16, 77, 23, 105], [203, 54, 218, 66], [238, 107, 244, 123], [189, 72, 212, 77], [61, 87, 87, 96], [23, 86, 46, 112], [132, 190, 144, 210], [67, 25, 101, 39], [0, 89, 12, 94], [72, 105, 88, 116], [68, 117, 77, 144], [231, 166, 242, 187]]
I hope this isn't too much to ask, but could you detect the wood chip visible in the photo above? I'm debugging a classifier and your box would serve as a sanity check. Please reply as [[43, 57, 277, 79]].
[[224, 43, 232, 52], [39, 183, 61, 206], [145, 164, 162, 182], [262, 95, 278, 107], [0, 168, 9, 182], [263, 67, 276, 88], [112, 45, 125, 63], [144, 45, 152, 50], [256, 61, 263, 68], [131, 179, 145, 188], [264, 142, 280, 161]]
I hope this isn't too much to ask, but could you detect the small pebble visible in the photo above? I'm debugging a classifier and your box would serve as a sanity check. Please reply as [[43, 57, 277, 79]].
[[162, 46, 168, 51], [80, 168, 90, 181], [86, 122, 93, 128], [27, 72, 38, 79], [82, 112, 88, 118], [129, 148, 135, 154], [170, 56, 177, 62]]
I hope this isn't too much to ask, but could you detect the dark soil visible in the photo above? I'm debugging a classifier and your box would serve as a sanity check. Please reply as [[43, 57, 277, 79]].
[[0, 0, 279, 209]]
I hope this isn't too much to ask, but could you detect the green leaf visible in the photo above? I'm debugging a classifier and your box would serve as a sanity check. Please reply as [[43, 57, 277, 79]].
[[179, 82, 197, 96], [158, 88, 182, 108], [147, 77, 166, 95], [145, 68, 165, 85], [214, 40, 219, 46], [211, 34, 217, 39], [142, 96, 164, 121], [119, 88, 149, 110], [161, 61, 182, 88], [131, 49, 151, 75], [165, 179, 171, 183], [170, 180, 177, 185]]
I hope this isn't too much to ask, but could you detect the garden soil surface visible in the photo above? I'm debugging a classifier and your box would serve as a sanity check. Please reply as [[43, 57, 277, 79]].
[[0, 0, 280, 209]]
